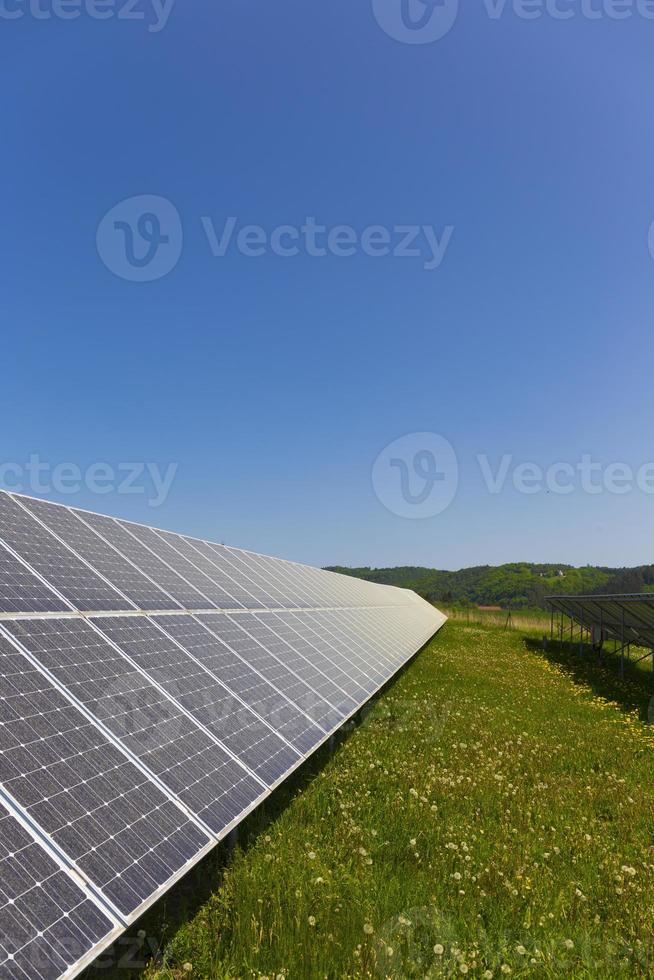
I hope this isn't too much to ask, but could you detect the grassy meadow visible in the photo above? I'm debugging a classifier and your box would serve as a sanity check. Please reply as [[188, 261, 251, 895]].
[[93, 619, 654, 979]]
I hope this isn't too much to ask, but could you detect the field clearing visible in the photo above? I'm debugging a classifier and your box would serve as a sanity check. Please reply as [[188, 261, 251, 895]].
[[439, 607, 552, 632], [95, 620, 654, 979]]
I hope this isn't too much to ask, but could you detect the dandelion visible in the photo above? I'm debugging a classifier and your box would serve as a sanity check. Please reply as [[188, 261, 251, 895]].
[[483, 972, 494, 979], [182, 965, 193, 974], [434, 944, 444, 955], [459, 966, 469, 975], [563, 939, 574, 950], [364, 923, 374, 935], [308, 851, 316, 861], [453, 872, 462, 881], [308, 916, 316, 927], [516, 945, 527, 955]]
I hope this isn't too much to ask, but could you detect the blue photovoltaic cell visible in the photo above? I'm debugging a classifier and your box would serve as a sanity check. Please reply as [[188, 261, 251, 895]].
[[118, 523, 238, 610], [4, 618, 264, 838], [74, 510, 218, 611], [0, 631, 210, 918], [177, 538, 266, 609], [0, 494, 129, 613], [0, 800, 116, 980], [150, 615, 301, 785], [201, 615, 341, 734], [267, 612, 374, 699], [0, 541, 69, 615], [177, 615, 324, 754], [17, 498, 180, 612], [243, 614, 358, 717]]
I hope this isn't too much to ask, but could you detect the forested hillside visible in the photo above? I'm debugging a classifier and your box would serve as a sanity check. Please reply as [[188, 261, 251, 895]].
[[324, 562, 654, 609]]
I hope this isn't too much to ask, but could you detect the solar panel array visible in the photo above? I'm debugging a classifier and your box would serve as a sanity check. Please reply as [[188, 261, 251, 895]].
[[548, 593, 654, 650], [0, 490, 445, 978]]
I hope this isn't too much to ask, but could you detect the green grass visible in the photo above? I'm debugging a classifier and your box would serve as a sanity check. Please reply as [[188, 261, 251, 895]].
[[92, 621, 654, 979], [439, 606, 552, 632]]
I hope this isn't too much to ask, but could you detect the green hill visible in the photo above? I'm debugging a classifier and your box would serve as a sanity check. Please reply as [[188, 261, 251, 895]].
[[323, 562, 637, 609]]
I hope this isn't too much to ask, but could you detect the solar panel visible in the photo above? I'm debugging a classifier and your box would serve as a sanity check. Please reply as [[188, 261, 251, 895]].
[[0, 541, 69, 615], [260, 612, 370, 704], [0, 630, 211, 918], [0, 494, 129, 613], [225, 549, 308, 607], [118, 523, 239, 610], [17, 498, 181, 612], [548, 593, 654, 650], [292, 611, 389, 690], [74, 511, 219, 611], [199, 614, 343, 733], [154, 532, 262, 609], [90, 615, 288, 794], [0, 491, 446, 979], [196, 615, 334, 745], [0, 799, 118, 979], [219, 550, 295, 608], [149, 616, 301, 785], [3, 618, 264, 837], [153, 615, 324, 755], [236, 614, 358, 716]]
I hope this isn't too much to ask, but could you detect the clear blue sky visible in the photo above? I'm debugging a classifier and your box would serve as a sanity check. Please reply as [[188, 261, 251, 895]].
[[2, 2, 653, 571]]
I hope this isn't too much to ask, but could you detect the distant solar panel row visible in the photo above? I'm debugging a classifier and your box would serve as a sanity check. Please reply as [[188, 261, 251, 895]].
[[0, 491, 445, 978]]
